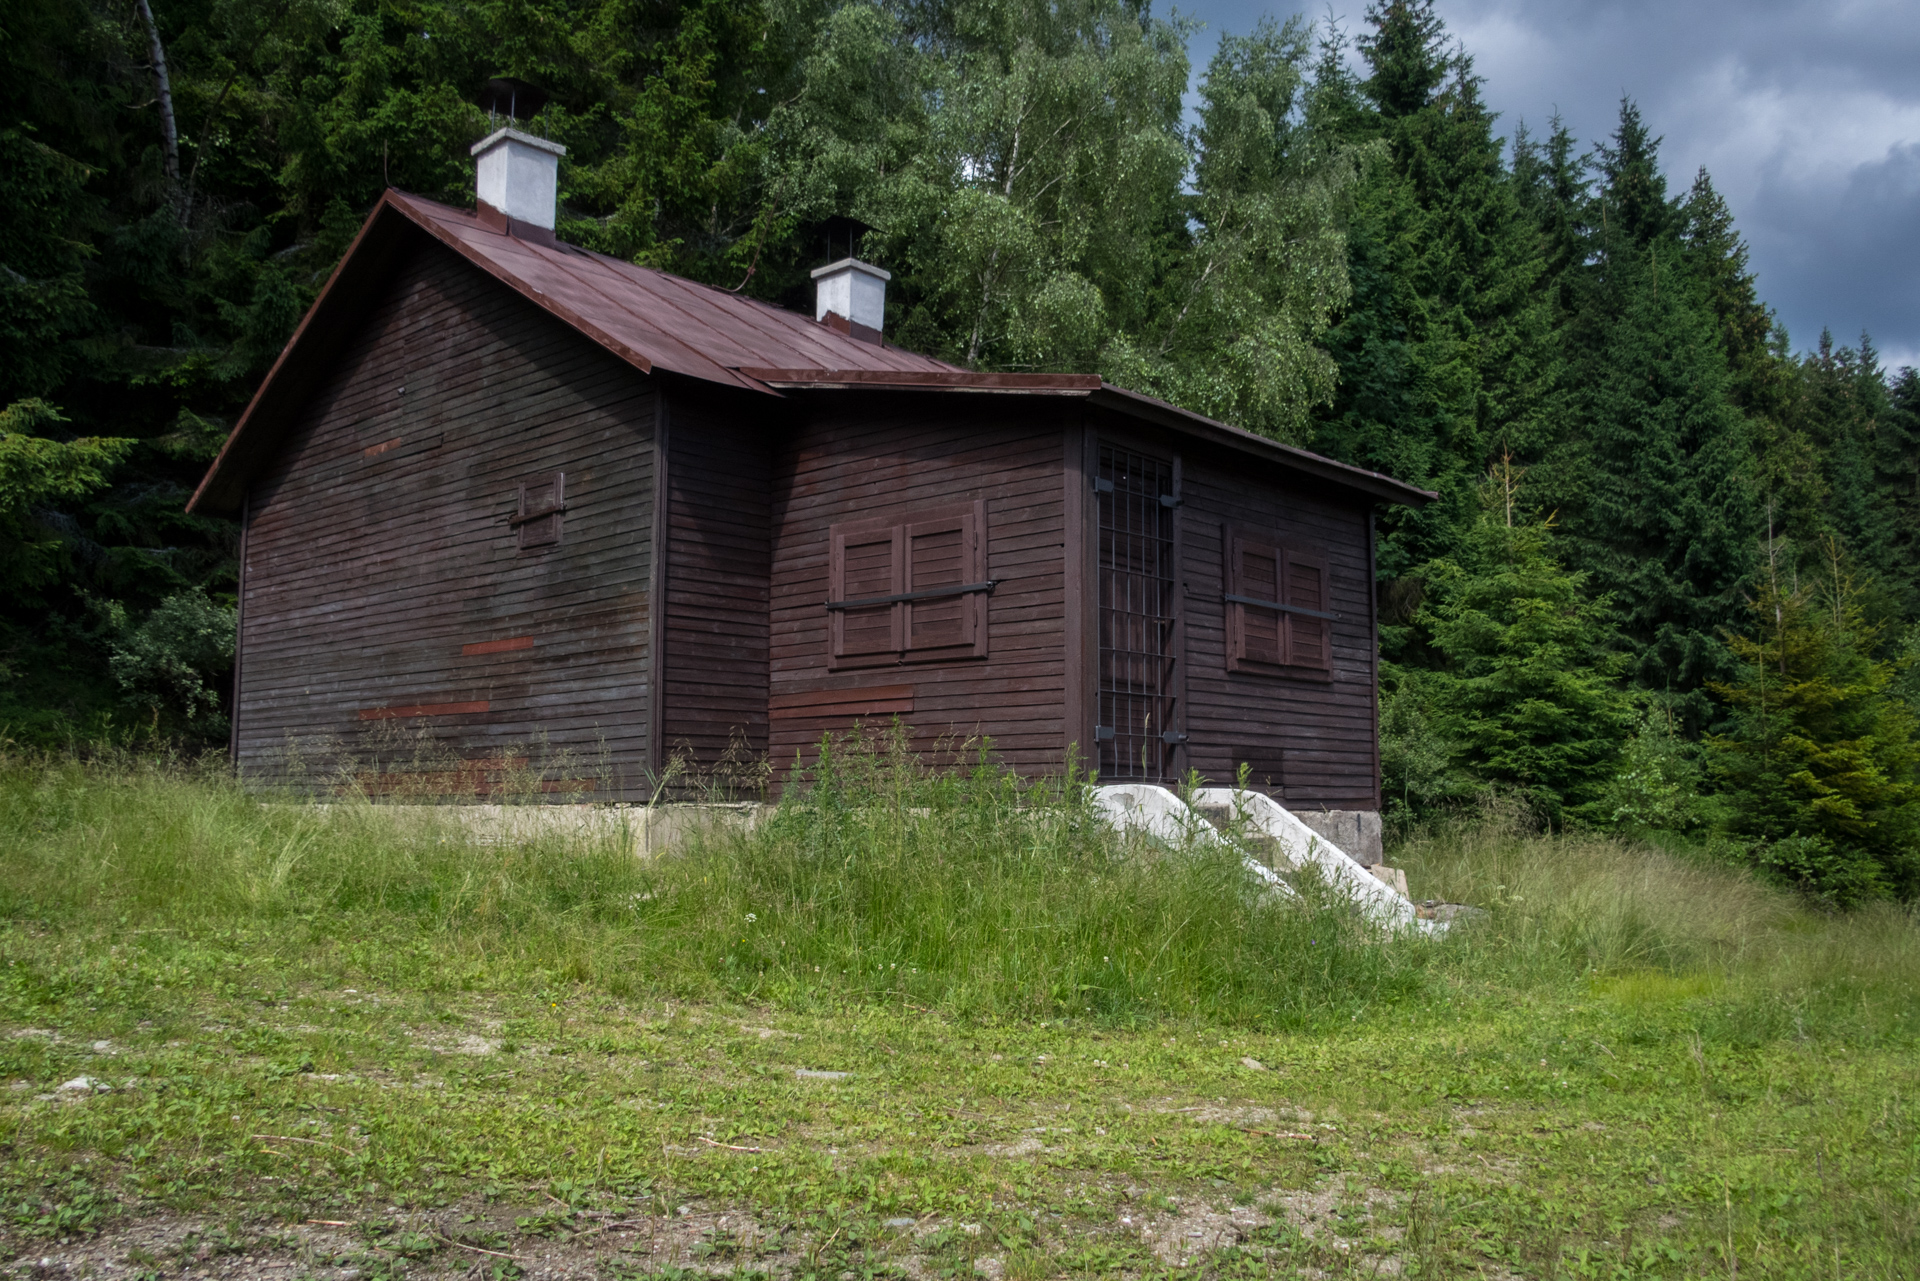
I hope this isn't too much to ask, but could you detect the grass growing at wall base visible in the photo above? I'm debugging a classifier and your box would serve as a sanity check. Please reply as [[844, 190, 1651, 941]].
[[0, 737, 1425, 1028]]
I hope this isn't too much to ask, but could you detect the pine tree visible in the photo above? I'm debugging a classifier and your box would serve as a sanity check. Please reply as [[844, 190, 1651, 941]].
[[1403, 470, 1638, 822], [1545, 99, 1758, 730], [1708, 572, 1920, 902], [1308, 1, 1552, 580]]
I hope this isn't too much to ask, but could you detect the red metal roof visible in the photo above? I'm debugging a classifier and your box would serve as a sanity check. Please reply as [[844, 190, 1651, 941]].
[[389, 191, 959, 393], [188, 190, 1433, 513]]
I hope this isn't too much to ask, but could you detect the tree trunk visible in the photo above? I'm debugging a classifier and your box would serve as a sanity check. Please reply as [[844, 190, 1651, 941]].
[[133, 0, 184, 222]]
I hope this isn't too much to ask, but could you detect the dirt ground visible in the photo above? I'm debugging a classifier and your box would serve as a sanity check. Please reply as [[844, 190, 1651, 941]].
[[2, 1177, 1415, 1281]]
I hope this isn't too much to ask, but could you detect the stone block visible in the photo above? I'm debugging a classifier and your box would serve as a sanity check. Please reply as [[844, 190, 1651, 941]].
[[1367, 863, 1409, 898], [1293, 808, 1384, 863]]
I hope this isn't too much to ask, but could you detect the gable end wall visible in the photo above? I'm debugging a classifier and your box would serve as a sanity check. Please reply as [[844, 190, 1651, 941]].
[[236, 234, 659, 799]]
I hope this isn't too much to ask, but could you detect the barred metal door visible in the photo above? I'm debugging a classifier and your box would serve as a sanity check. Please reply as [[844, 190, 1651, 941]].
[[1096, 445, 1179, 780]]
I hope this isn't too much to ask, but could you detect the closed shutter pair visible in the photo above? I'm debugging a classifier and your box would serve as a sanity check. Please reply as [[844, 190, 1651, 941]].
[[828, 500, 991, 668], [1225, 527, 1331, 673]]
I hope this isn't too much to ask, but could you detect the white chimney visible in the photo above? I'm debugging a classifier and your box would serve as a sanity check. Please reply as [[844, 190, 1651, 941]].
[[812, 258, 890, 338], [470, 127, 565, 231]]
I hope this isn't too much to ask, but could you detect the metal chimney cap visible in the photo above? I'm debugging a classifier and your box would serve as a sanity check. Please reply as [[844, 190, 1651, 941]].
[[480, 77, 549, 120]]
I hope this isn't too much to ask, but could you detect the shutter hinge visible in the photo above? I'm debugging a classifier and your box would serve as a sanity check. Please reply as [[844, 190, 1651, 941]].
[[1094, 725, 1116, 742], [1160, 730, 1188, 745], [1092, 477, 1115, 494], [1159, 493, 1182, 509]]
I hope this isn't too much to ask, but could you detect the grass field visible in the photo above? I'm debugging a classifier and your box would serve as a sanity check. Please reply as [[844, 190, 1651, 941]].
[[2, 748, 1917, 1279]]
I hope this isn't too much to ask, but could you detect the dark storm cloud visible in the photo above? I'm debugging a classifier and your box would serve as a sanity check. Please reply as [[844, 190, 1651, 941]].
[[1175, 0, 1920, 368]]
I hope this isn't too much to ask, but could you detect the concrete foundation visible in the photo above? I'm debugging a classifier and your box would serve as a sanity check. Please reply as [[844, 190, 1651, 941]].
[[294, 801, 770, 857], [1290, 809, 1384, 864]]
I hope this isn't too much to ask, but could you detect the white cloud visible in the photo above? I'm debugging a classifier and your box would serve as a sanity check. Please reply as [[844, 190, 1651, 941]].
[[1176, 0, 1920, 367]]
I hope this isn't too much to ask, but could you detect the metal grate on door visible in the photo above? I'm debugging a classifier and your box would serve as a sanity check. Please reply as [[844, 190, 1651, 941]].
[[1096, 444, 1178, 780]]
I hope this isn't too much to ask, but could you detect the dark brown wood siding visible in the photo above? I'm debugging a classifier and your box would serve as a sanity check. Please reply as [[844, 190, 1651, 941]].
[[235, 231, 659, 800], [658, 380, 773, 781], [1120, 409, 1378, 810], [768, 393, 1072, 778]]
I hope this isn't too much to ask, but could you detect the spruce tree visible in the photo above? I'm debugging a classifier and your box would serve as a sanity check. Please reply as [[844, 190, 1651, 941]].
[[1709, 577, 1920, 902], [1308, 1, 1552, 580], [1545, 100, 1758, 729], [1679, 167, 1787, 422], [1883, 366, 1920, 606], [1398, 474, 1638, 823], [1777, 334, 1916, 619]]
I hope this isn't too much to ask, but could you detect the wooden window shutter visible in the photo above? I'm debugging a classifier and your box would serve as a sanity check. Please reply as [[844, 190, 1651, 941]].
[[1226, 527, 1283, 671], [830, 518, 902, 664], [903, 500, 986, 658], [1225, 526, 1333, 676], [514, 472, 565, 549], [827, 501, 991, 669], [1282, 549, 1332, 669]]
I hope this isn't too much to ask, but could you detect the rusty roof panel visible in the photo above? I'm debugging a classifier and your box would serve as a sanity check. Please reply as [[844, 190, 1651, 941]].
[[391, 193, 955, 383]]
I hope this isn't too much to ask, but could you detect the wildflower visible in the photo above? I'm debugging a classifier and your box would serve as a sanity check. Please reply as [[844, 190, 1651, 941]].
[[744, 912, 757, 923]]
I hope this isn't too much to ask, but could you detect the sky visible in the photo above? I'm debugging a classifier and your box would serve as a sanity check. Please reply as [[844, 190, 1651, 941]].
[[1174, 0, 1920, 372]]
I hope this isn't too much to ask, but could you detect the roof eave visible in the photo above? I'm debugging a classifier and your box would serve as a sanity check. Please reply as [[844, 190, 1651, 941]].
[[1086, 385, 1436, 508], [725, 370, 1435, 508], [187, 191, 420, 515]]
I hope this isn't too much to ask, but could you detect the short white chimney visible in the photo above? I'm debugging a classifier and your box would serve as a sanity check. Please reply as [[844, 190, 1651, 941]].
[[812, 258, 890, 338], [470, 127, 565, 231]]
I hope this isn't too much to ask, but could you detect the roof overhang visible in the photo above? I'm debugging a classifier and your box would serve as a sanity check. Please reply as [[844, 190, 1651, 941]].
[[188, 194, 423, 514], [729, 370, 1436, 508]]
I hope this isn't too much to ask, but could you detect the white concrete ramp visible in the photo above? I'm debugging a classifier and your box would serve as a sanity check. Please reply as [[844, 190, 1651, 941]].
[[1191, 787, 1422, 930], [1091, 784, 1294, 896], [1092, 783, 1436, 932]]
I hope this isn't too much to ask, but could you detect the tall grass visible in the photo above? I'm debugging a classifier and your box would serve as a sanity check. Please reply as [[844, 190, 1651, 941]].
[[4, 740, 1915, 1039], [1399, 811, 1920, 1043], [623, 736, 1421, 1024], [0, 739, 1417, 1026]]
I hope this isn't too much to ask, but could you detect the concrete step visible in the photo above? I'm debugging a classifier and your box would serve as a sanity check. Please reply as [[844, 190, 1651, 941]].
[[1092, 783, 1441, 934]]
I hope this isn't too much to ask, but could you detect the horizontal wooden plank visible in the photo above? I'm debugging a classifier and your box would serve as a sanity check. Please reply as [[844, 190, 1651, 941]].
[[768, 683, 915, 713], [461, 636, 535, 656], [357, 700, 490, 720]]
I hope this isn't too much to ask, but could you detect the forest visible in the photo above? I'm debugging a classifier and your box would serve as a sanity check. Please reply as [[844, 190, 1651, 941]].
[[4, 0, 1917, 902]]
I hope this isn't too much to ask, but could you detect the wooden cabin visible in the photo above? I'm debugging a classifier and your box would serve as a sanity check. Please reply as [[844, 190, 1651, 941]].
[[188, 128, 1432, 836]]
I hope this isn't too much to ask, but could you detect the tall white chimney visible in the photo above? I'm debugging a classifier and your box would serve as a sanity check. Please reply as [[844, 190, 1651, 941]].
[[812, 258, 890, 341], [470, 127, 565, 231]]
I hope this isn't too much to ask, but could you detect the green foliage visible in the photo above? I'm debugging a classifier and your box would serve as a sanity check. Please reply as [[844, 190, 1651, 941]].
[[1597, 711, 1714, 834], [1542, 102, 1758, 730], [0, 128, 97, 403], [1403, 490, 1638, 822], [1100, 16, 1359, 439], [1707, 578, 1920, 903], [1376, 678, 1473, 826], [1307, 2, 1553, 576], [0, 399, 135, 594], [96, 588, 237, 736]]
